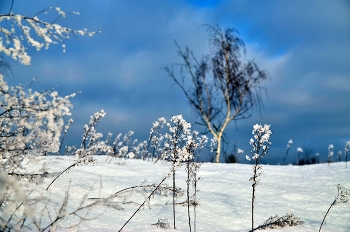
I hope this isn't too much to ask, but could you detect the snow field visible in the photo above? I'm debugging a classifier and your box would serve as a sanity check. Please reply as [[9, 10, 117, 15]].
[[25, 156, 350, 231]]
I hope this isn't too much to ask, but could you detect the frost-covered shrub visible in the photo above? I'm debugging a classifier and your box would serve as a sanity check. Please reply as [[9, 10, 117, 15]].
[[152, 218, 170, 229], [0, 3, 105, 230], [250, 213, 303, 231], [47, 110, 114, 189], [77, 110, 113, 164], [0, 6, 99, 65], [327, 144, 334, 165], [344, 141, 350, 168], [0, 167, 29, 231], [337, 151, 342, 162], [0, 74, 74, 174], [247, 124, 272, 232], [104, 130, 148, 163], [0, 167, 107, 231], [0, 108, 116, 230], [147, 117, 167, 161]]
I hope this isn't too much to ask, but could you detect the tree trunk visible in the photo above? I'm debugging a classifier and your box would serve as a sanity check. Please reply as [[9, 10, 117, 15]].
[[215, 135, 222, 163]]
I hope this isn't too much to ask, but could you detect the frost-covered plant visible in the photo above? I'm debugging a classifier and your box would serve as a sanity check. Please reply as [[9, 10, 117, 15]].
[[344, 141, 350, 168], [296, 147, 302, 165], [319, 184, 349, 231], [0, 5, 99, 65], [152, 218, 170, 229], [119, 114, 206, 231], [282, 139, 293, 165], [0, 167, 29, 231], [209, 137, 218, 161], [236, 148, 244, 163], [316, 153, 320, 164], [327, 144, 334, 166], [250, 213, 303, 231], [148, 117, 167, 161], [185, 159, 202, 232], [132, 140, 148, 160], [0, 168, 108, 231], [59, 118, 74, 155], [246, 124, 272, 232], [77, 110, 113, 163], [0, 74, 74, 174], [105, 130, 147, 163], [184, 131, 207, 232], [46, 110, 113, 190], [162, 114, 193, 229], [337, 151, 342, 162]]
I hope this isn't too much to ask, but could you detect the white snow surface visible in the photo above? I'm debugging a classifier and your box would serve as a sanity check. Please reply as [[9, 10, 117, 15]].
[[24, 156, 349, 231]]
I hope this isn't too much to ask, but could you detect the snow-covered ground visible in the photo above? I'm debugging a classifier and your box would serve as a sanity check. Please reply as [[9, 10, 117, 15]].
[[25, 156, 349, 231]]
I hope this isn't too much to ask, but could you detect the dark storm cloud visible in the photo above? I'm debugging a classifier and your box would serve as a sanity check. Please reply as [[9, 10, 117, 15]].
[[3, 0, 350, 163]]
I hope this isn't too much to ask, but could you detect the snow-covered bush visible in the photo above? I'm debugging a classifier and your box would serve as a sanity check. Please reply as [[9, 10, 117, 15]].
[[0, 106, 113, 229], [0, 3, 110, 231], [0, 1, 101, 174], [0, 74, 74, 174], [0, 106, 117, 230]]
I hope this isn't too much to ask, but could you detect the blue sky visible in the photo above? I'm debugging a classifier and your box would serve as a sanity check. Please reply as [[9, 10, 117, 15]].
[[1, 0, 350, 164]]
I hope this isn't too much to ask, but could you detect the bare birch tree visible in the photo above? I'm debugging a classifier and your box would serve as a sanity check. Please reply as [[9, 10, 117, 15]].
[[165, 25, 268, 163]]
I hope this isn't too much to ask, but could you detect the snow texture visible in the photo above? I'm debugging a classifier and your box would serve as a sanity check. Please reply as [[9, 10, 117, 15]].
[[22, 156, 350, 231]]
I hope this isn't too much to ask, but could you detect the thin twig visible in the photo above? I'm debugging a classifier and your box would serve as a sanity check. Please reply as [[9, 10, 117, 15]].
[[118, 177, 168, 231], [46, 163, 76, 190], [319, 200, 335, 232]]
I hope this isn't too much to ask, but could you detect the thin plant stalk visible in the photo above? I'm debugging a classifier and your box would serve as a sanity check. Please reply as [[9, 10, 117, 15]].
[[118, 176, 168, 232], [251, 151, 260, 231], [319, 184, 349, 231], [193, 171, 197, 232], [296, 148, 302, 165], [247, 124, 272, 232], [282, 140, 292, 165], [186, 159, 192, 232], [172, 159, 176, 229], [46, 163, 76, 190], [319, 200, 335, 232], [172, 137, 179, 229]]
